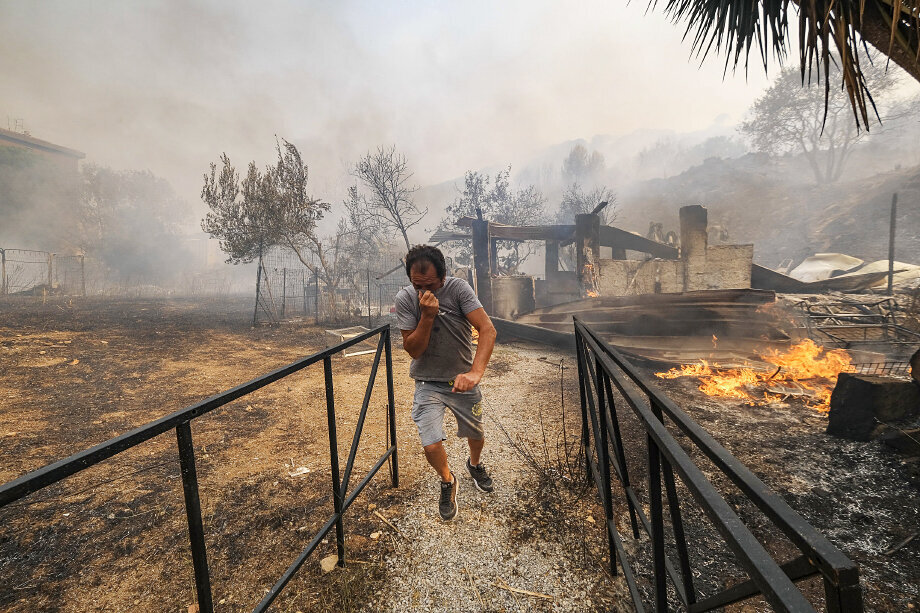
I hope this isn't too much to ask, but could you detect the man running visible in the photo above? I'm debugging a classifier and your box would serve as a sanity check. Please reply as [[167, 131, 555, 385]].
[[394, 245, 497, 520]]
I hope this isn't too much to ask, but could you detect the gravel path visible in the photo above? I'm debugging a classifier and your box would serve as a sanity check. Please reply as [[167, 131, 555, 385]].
[[369, 344, 627, 612]]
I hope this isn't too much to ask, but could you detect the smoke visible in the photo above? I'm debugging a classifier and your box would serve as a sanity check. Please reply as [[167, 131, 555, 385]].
[[0, 1, 776, 208], [5, 0, 917, 281]]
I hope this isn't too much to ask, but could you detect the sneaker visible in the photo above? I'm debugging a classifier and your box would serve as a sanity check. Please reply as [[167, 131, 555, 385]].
[[466, 458, 494, 493], [439, 473, 458, 521]]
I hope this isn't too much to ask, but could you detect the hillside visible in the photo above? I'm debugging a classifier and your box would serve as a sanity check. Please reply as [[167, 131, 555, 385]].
[[615, 156, 920, 270]]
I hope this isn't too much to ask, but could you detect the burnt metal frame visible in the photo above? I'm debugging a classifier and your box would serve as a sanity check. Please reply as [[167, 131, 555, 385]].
[[0, 324, 399, 613], [574, 317, 863, 612], [799, 298, 920, 348]]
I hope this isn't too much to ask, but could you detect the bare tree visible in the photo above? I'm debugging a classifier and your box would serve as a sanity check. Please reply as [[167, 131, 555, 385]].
[[740, 58, 900, 184], [352, 145, 426, 251], [555, 182, 617, 225]]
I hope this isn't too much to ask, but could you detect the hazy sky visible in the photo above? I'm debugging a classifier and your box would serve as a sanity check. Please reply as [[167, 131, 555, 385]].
[[2, 0, 780, 210]]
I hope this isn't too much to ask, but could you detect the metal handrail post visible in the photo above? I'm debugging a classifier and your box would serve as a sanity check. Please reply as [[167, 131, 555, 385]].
[[575, 333, 592, 482], [662, 456, 696, 607], [176, 422, 214, 613], [647, 434, 667, 612], [597, 368, 617, 577], [601, 374, 640, 539], [384, 328, 399, 487], [824, 575, 865, 613], [281, 267, 287, 319], [323, 356, 346, 567], [649, 395, 696, 607]]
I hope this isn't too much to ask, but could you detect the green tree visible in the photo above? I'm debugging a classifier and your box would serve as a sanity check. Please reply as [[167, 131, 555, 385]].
[[202, 139, 386, 307], [201, 139, 328, 266], [441, 166, 547, 273]]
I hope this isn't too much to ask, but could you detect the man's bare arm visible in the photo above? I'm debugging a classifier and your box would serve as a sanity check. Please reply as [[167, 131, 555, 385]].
[[452, 307, 496, 392], [400, 290, 439, 359]]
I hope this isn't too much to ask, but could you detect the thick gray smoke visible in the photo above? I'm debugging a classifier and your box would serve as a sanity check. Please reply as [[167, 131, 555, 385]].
[[3, 1, 918, 282]]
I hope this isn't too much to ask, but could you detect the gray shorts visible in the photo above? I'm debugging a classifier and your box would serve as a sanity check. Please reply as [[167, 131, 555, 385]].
[[411, 380, 484, 447]]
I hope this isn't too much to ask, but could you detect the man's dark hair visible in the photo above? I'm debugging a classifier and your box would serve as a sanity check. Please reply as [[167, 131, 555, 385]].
[[405, 244, 447, 279]]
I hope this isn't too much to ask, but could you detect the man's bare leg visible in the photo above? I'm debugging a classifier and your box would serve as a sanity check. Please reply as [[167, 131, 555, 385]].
[[423, 441, 452, 482], [468, 436, 484, 466]]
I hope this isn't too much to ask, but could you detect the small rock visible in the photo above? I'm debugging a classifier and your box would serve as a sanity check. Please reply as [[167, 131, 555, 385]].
[[188, 605, 199, 613], [370, 531, 382, 539], [368, 503, 377, 511], [586, 515, 595, 524], [320, 554, 339, 573]]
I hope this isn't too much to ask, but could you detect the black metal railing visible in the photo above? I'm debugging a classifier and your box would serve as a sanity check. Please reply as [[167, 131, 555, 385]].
[[0, 324, 399, 613], [574, 317, 863, 612]]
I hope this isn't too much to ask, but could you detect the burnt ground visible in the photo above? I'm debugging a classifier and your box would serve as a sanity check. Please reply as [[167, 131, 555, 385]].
[[2, 296, 919, 611], [0, 296, 425, 612], [0, 297, 621, 612], [605, 370, 920, 611]]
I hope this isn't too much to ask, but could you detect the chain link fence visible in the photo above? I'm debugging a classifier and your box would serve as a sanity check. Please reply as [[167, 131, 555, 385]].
[[252, 247, 414, 326], [1, 247, 244, 300], [2, 244, 452, 327], [1, 248, 81, 296]]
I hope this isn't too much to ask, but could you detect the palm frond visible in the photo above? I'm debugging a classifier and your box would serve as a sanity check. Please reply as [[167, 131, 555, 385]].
[[652, 0, 920, 129]]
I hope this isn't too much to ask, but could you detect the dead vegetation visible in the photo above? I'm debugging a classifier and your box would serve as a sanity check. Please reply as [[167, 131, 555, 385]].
[[3, 297, 919, 611], [0, 296, 420, 612]]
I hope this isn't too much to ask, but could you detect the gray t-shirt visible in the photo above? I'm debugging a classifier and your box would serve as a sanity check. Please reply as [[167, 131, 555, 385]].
[[394, 276, 483, 381]]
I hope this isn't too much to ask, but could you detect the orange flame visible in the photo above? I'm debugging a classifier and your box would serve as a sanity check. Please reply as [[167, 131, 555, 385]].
[[655, 340, 851, 414]]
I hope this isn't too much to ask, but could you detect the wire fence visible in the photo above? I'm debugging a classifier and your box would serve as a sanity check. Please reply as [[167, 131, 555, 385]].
[[1, 248, 79, 296], [252, 247, 411, 326], [0, 247, 243, 300], [2, 244, 453, 326]]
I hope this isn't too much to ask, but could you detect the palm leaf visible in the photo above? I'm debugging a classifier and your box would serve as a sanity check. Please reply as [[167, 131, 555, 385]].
[[651, 0, 920, 129]]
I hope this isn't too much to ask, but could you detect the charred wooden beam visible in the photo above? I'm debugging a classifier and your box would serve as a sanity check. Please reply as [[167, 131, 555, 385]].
[[545, 240, 559, 279], [575, 213, 600, 298], [598, 226, 676, 259], [441, 217, 678, 259], [471, 220, 493, 314], [492, 317, 576, 352]]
